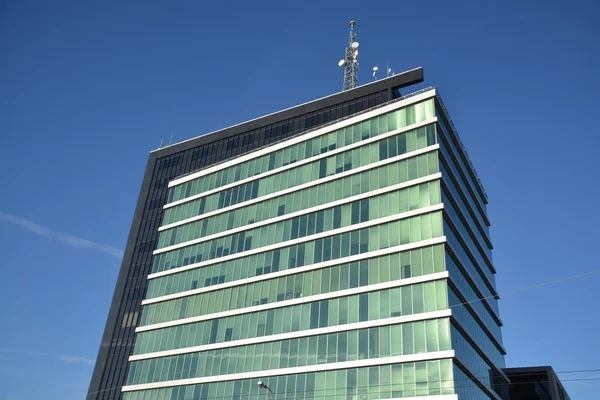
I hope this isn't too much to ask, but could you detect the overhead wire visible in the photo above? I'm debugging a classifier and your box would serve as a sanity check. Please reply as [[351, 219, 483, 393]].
[[87, 373, 600, 398], [85, 268, 600, 397]]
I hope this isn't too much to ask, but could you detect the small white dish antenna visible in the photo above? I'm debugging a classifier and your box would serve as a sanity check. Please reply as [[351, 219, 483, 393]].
[[351, 42, 359, 49], [373, 66, 378, 71], [338, 59, 345, 67]]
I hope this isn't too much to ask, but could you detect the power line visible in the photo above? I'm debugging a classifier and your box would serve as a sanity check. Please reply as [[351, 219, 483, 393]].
[[557, 369, 600, 374], [86, 362, 600, 397], [453, 269, 600, 311], [259, 377, 600, 400], [88, 373, 600, 398], [126, 268, 600, 342], [115, 267, 600, 311], [512, 270, 600, 293], [85, 268, 600, 397]]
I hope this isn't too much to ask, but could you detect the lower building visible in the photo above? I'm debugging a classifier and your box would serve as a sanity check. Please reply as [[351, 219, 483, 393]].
[[504, 367, 571, 400]]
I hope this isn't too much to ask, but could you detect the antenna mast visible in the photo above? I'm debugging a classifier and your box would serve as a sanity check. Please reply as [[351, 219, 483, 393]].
[[338, 20, 359, 91]]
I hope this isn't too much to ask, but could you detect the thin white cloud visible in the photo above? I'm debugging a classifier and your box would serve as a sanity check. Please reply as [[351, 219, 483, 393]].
[[0, 348, 95, 366], [0, 212, 123, 259], [58, 355, 96, 365]]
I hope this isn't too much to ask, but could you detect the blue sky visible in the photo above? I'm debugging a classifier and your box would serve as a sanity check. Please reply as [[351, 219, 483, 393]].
[[1, 0, 599, 399]]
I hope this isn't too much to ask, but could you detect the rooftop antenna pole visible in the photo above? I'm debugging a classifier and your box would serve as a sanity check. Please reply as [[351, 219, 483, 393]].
[[338, 20, 359, 91]]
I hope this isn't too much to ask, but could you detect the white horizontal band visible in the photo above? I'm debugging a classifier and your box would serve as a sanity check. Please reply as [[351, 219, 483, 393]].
[[160, 144, 438, 241], [160, 145, 438, 234], [164, 116, 438, 213], [130, 309, 452, 361], [149, 202, 444, 279], [121, 349, 454, 391], [168, 88, 437, 189], [144, 236, 447, 305], [136, 271, 450, 333], [156, 170, 441, 254]]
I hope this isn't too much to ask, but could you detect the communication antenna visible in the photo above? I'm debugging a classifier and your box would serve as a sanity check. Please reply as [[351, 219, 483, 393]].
[[386, 63, 393, 77], [338, 20, 359, 91], [372, 66, 378, 80]]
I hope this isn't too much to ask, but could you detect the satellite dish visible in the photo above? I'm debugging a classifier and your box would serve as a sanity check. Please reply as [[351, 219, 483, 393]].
[[338, 59, 345, 67], [351, 42, 359, 49], [373, 66, 379, 71]]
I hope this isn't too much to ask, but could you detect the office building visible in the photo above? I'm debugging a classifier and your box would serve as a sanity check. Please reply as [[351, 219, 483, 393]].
[[88, 67, 508, 399], [505, 367, 571, 400]]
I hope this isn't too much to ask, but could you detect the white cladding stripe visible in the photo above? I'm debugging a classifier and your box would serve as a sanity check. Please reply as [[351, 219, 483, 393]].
[[378, 397, 457, 400], [151, 204, 443, 276], [163, 116, 438, 211], [136, 271, 450, 333], [143, 236, 447, 305], [150, 203, 444, 277], [155, 169, 441, 254], [129, 309, 452, 361], [167, 89, 437, 189], [121, 350, 455, 391], [160, 142, 439, 231]]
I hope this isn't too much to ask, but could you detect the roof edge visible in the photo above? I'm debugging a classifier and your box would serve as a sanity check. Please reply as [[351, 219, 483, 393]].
[[150, 67, 424, 158]]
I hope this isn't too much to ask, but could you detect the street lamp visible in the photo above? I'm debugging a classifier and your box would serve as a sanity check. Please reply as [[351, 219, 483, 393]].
[[257, 380, 273, 395]]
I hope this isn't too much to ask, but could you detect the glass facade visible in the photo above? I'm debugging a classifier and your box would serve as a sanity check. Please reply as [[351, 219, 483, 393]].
[[94, 85, 507, 400], [154, 179, 441, 266], [435, 97, 509, 399], [152, 152, 440, 274], [123, 359, 455, 400], [167, 99, 435, 204], [89, 83, 397, 400], [128, 319, 452, 385], [134, 279, 448, 354], [142, 244, 446, 326], [159, 124, 437, 244], [146, 243, 445, 300], [453, 364, 494, 400]]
